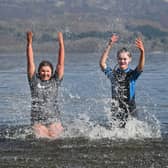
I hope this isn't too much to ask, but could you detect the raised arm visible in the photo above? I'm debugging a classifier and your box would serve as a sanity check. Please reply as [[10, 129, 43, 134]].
[[135, 37, 145, 72], [56, 32, 65, 80], [99, 34, 119, 70], [26, 31, 35, 79]]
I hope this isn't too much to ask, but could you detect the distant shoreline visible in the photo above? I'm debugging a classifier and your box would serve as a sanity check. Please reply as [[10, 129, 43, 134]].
[[0, 38, 167, 55], [0, 49, 167, 56]]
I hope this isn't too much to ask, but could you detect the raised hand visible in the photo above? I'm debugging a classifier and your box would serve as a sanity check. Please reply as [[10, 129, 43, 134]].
[[135, 37, 144, 53], [135, 37, 145, 71], [27, 31, 33, 44], [57, 32, 64, 45], [56, 31, 65, 80], [109, 34, 119, 45]]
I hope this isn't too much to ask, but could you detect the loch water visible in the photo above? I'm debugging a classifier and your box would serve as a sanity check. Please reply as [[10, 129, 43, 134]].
[[0, 52, 168, 167]]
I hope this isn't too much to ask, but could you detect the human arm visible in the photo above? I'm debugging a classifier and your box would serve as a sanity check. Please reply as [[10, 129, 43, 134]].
[[135, 37, 145, 72], [56, 32, 65, 80], [99, 34, 119, 70], [26, 31, 35, 79]]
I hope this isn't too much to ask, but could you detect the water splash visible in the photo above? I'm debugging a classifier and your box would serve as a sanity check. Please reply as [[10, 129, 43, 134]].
[[0, 53, 162, 140], [89, 117, 161, 140], [0, 93, 161, 140], [59, 83, 161, 140], [61, 113, 161, 140], [0, 125, 33, 140]]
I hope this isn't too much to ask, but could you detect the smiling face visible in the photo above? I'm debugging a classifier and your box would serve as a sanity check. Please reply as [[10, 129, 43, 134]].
[[39, 65, 52, 81], [117, 50, 132, 70]]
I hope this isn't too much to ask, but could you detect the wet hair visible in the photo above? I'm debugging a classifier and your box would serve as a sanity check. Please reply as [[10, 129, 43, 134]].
[[117, 47, 132, 58], [38, 60, 54, 75]]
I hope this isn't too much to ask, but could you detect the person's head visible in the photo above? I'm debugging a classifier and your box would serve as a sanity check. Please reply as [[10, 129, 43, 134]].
[[117, 48, 132, 70], [38, 60, 54, 81]]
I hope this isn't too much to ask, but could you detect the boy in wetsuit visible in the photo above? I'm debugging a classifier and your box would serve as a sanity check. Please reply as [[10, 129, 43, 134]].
[[99, 34, 145, 127], [26, 31, 64, 139]]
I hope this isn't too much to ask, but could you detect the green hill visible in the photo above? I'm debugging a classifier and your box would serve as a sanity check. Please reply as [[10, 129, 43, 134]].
[[0, 0, 168, 53]]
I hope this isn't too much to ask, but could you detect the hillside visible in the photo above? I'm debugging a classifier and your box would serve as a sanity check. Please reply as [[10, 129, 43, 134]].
[[0, 0, 168, 53]]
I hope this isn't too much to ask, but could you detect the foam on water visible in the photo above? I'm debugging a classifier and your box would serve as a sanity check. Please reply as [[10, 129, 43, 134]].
[[1, 115, 161, 140], [59, 87, 161, 140], [8, 89, 162, 140], [61, 113, 161, 140]]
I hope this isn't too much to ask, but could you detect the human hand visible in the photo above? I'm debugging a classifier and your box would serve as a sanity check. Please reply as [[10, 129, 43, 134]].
[[27, 31, 33, 44], [57, 32, 64, 44], [109, 34, 119, 45], [135, 37, 145, 53]]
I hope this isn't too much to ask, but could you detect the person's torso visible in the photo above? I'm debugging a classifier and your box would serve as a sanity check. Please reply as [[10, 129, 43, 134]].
[[29, 73, 61, 113], [111, 69, 132, 103]]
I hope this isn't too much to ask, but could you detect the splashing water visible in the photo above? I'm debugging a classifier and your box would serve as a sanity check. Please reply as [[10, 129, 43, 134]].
[[1, 78, 161, 140], [61, 113, 161, 140], [0, 53, 163, 141]]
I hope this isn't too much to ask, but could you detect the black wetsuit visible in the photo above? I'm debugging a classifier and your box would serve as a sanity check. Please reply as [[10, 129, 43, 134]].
[[103, 66, 142, 127]]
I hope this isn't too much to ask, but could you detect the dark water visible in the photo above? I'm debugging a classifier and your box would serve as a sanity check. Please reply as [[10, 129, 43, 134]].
[[0, 52, 168, 167], [1, 137, 168, 168]]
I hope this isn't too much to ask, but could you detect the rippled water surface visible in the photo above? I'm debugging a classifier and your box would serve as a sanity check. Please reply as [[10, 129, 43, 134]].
[[0, 52, 168, 167]]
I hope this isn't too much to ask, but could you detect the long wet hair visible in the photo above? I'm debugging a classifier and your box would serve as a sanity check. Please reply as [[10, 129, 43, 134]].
[[38, 60, 54, 75]]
